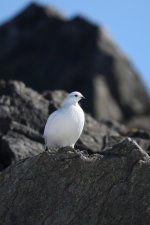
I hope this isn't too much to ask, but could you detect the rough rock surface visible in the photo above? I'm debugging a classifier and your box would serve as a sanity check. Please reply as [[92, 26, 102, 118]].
[[127, 115, 150, 132], [0, 80, 121, 169], [0, 80, 48, 168], [0, 79, 49, 132], [0, 138, 150, 225], [0, 79, 149, 163], [0, 3, 149, 121], [0, 4, 150, 223], [0, 81, 150, 224], [0, 80, 150, 168]]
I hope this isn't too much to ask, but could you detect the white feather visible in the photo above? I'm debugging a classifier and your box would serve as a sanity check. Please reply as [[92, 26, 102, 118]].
[[44, 91, 85, 148]]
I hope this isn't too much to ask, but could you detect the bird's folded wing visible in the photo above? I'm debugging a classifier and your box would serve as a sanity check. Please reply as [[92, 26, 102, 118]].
[[43, 111, 59, 137], [44, 109, 67, 137]]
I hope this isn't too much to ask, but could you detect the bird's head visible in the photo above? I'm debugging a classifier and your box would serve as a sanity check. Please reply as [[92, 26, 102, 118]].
[[63, 91, 85, 106]]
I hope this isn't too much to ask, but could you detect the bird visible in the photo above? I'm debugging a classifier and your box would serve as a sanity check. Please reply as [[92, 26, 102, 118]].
[[44, 91, 85, 149]]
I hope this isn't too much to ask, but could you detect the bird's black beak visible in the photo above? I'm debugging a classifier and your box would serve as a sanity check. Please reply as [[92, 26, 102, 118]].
[[81, 96, 85, 99]]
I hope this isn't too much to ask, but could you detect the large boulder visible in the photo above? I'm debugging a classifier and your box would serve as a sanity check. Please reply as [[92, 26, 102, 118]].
[[0, 80, 150, 224], [0, 3, 149, 121], [0, 138, 150, 225]]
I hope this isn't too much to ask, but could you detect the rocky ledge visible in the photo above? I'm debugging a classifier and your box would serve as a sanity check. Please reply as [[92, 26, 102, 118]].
[[0, 138, 150, 225], [0, 80, 150, 225]]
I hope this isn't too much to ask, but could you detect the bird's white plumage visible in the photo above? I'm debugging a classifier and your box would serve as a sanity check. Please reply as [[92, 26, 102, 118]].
[[44, 91, 85, 148]]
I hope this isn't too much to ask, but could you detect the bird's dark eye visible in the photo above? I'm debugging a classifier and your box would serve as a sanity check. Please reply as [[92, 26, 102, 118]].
[[75, 95, 78, 97]]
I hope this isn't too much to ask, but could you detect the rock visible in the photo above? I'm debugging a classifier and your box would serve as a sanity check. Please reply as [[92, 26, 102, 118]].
[[43, 90, 67, 110], [0, 79, 49, 133], [79, 114, 120, 153], [0, 80, 150, 169], [0, 138, 150, 225], [0, 120, 44, 169], [0, 80, 150, 224], [0, 80, 120, 169], [93, 76, 123, 120], [0, 3, 149, 122], [0, 80, 47, 169], [127, 115, 150, 132]]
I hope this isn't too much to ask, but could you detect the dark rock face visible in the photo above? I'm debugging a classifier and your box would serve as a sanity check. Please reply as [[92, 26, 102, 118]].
[[0, 80, 120, 169], [127, 115, 150, 132], [0, 79, 150, 166], [0, 80, 48, 169], [0, 3, 149, 121], [0, 3, 150, 224], [0, 80, 49, 132], [0, 139, 150, 225], [0, 81, 150, 224]]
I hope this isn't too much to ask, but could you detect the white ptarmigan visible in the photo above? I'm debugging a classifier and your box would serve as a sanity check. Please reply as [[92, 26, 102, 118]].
[[44, 91, 85, 149]]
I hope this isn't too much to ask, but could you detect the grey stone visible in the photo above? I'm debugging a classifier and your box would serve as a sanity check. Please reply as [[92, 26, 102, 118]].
[[0, 81, 119, 168], [127, 115, 150, 132], [0, 80, 49, 133], [0, 139, 150, 225], [0, 80, 149, 169], [0, 81, 150, 224]]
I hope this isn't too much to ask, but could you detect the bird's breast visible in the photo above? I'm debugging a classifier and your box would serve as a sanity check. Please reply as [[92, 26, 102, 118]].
[[44, 103, 85, 148], [63, 105, 84, 131]]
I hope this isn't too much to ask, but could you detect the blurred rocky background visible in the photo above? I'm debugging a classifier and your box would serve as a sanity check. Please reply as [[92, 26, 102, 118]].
[[0, 3, 150, 124], [0, 3, 150, 225]]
